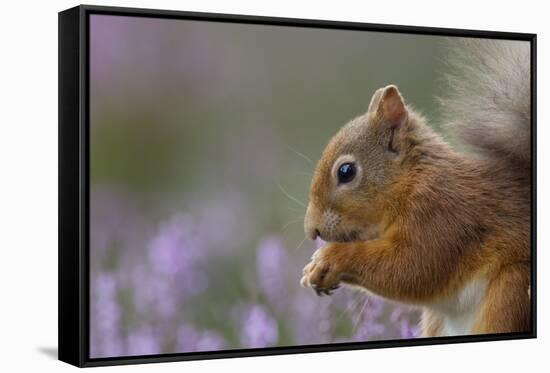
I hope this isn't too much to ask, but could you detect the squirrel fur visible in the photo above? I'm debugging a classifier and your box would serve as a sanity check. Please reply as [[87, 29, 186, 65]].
[[301, 39, 531, 336]]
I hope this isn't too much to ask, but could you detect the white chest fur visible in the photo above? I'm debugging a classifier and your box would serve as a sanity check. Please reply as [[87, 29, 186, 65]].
[[428, 278, 488, 336]]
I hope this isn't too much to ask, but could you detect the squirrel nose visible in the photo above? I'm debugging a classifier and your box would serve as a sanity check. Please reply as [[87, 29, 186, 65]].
[[306, 228, 320, 240], [313, 229, 320, 239]]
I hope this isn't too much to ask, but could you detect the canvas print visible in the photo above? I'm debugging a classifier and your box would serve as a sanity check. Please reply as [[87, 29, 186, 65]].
[[89, 14, 531, 358]]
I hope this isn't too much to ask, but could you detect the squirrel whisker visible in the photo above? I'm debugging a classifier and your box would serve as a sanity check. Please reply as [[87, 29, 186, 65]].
[[278, 182, 307, 208]]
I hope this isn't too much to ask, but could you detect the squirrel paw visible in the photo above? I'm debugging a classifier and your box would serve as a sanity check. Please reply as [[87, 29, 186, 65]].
[[300, 246, 342, 296]]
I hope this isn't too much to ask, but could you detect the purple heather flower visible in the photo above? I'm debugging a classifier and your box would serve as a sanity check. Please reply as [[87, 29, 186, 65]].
[[148, 213, 205, 277], [130, 270, 179, 318], [353, 295, 386, 341], [126, 326, 161, 356], [90, 272, 124, 358], [145, 213, 209, 315], [291, 291, 333, 345], [315, 237, 328, 249], [239, 304, 279, 348], [177, 324, 226, 352], [256, 236, 290, 311], [400, 319, 421, 339], [391, 306, 421, 339], [195, 330, 226, 351]]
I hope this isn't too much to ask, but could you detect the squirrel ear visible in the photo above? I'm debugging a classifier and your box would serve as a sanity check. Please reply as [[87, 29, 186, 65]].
[[367, 87, 385, 114], [376, 85, 407, 127], [368, 85, 408, 153]]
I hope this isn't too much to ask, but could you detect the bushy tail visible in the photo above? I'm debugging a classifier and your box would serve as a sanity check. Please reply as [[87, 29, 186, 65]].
[[440, 39, 531, 167]]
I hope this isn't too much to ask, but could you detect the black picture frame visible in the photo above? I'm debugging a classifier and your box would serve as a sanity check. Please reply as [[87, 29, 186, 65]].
[[58, 4, 537, 368]]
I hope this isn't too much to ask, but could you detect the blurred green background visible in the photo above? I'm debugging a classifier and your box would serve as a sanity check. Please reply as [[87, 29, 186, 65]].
[[89, 14, 452, 358]]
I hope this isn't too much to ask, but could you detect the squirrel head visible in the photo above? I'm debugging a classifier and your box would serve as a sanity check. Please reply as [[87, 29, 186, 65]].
[[304, 85, 414, 243]]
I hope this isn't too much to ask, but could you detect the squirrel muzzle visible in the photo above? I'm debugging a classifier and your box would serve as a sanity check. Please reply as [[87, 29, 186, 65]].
[[304, 203, 321, 240]]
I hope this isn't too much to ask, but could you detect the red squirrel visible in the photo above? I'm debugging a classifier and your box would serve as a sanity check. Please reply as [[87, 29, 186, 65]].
[[300, 40, 531, 336]]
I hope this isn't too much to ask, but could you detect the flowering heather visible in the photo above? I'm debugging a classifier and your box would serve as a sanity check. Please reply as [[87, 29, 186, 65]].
[[90, 184, 421, 358], [177, 324, 226, 352], [126, 326, 162, 356], [238, 304, 279, 348], [88, 14, 426, 359], [256, 236, 290, 312], [90, 273, 124, 357]]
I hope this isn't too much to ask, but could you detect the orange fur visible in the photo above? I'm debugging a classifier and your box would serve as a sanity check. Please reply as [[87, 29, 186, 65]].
[[301, 81, 531, 336]]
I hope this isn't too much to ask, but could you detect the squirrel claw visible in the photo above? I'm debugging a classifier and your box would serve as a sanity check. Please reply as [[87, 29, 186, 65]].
[[312, 285, 337, 296], [312, 285, 326, 297], [311, 284, 322, 296], [302, 246, 342, 297]]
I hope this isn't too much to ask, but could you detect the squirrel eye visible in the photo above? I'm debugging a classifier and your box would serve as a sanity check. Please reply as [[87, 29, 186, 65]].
[[337, 162, 356, 184]]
